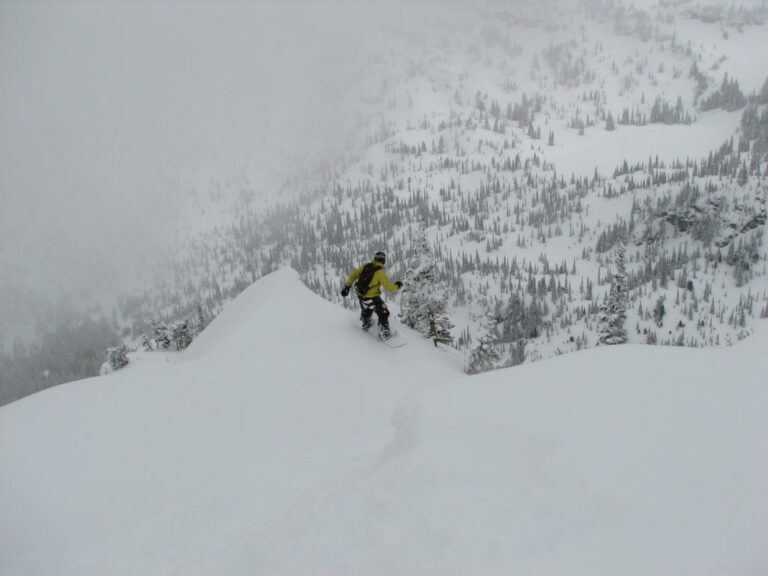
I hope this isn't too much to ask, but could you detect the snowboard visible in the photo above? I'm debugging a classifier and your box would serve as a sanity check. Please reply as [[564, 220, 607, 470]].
[[361, 325, 405, 348], [377, 332, 405, 348]]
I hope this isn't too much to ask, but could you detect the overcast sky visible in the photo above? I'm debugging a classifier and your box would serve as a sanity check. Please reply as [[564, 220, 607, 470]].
[[1, 1, 447, 335]]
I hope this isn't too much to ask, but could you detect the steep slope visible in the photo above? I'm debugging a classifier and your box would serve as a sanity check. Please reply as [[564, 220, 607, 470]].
[[2, 268, 767, 575], [5, 0, 768, 406], [114, 0, 768, 372]]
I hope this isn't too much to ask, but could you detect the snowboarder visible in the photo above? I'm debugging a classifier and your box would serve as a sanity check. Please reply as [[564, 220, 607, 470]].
[[341, 251, 403, 339]]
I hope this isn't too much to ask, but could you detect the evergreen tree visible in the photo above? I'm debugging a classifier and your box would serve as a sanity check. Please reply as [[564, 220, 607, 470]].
[[598, 243, 629, 345], [399, 223, 454, 346], [653, 296, 665, 327], [758, 76, 768, 105], [509, 339, 527, 367], [193, 302, 209, 336], [425, 286, 454, 346], [465, 332, 502, 375], [737, 161, 749, 186], [141, 333, 154, 351], [151, 320, 171, 350], [172, 321, 193, 351], [106, 344, 129, 372]]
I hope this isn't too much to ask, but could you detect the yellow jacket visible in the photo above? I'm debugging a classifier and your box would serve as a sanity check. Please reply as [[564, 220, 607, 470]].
[[345, 261, 400, 299]]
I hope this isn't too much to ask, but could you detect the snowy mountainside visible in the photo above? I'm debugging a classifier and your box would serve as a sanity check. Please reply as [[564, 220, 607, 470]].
[[115, 0, 768, 373], [2, 268, 767, 575], [7, 0, 768, 405]]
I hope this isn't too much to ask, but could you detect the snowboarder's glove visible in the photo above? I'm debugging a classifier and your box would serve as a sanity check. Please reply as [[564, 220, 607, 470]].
[[340, 286, 350, 297], [395, 281, 403, 289]]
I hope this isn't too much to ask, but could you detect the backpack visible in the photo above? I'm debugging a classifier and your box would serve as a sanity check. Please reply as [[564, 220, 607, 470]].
[[355, 263, 378, 297]]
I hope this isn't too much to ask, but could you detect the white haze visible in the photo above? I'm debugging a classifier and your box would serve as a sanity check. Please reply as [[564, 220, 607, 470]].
[[0, 0, 454, 344]]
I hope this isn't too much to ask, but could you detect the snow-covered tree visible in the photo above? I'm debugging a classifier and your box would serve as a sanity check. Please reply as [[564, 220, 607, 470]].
[[151, 320, 171, 350], [142, 333, 154, 351], [193, 302, 209, 337], [509, 339, 527, 367], [653, 296, 665, 327], [399, 223, 454, 347], [172, 321, 193, 351], [465, 331, 502, 375], [758, 76, 768, 105], [598, 243, 629, 345], [104, 344, 129, 373]]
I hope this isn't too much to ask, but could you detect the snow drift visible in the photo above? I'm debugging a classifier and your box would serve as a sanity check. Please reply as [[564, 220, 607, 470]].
[[1, 268, 767, 575]]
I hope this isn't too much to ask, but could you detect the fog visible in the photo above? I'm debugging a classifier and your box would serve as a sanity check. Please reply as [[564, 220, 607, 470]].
[[0, 0, 452, 345]]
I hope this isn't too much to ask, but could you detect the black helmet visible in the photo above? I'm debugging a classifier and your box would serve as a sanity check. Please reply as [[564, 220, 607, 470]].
[[373, 251, 386, 264]]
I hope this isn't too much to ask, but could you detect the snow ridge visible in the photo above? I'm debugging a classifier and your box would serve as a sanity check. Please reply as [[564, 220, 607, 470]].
[[2, 268, 767, 575]]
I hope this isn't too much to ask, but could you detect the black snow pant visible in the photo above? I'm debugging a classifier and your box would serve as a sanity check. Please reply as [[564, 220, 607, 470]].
[[358, 296, 390, 335]]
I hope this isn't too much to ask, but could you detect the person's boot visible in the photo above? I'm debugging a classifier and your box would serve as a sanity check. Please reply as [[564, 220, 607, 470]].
[[361, 317, 373, 331], [379, 323, 391, 340]]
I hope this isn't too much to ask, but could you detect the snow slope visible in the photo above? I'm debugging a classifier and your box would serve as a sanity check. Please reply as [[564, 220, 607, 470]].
[[1, 268, 767, 575]]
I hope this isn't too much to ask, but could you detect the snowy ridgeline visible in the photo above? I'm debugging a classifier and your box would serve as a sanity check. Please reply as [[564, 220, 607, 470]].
[[3, 0, 768, 403], [1, 268, 767, 575]]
